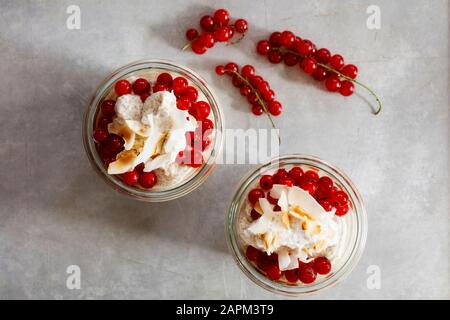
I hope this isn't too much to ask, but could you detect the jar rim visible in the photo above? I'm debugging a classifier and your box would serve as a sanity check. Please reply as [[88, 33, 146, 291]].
[[82, 59, 224, 202], [226, 154, 368, 296]]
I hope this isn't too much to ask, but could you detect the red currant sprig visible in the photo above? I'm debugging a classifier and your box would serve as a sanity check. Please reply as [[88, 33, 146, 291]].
[[256, 31, 382, 115], [215, 62, 281, 143], [184, 8, 248, 54]]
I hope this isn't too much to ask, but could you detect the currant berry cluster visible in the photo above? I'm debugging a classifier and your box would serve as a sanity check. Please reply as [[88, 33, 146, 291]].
[[246, 245, 332, 283], [215, 62, 282, 117], [256, 31, 382, 114], [185, 8, 248, 54], [248, 166, 351, 218], [93, 72, 215, 187]]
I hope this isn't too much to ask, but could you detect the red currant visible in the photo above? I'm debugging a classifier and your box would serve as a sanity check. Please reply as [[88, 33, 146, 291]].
[[283, 52, 298, 66], [182, 86, 198, 102], [267, 101, 282, 116], [139, 171, 157, 188], [250, 209, 261, 220], [234, 19, 248, 33], [241, 65, 255, 78], [280, 30, 295, 47], [269, 32, 282, 47], [198, 32, 215, 48], [266, 264, 282, 281], [224, 62, 239, 73], [300, 180, 318, 195], [260, 175, 274, 190], [342, 64, 358, 79], [273, 168, 288, 183], [97, 117, 111, 130], [152, 83, 166, 93], [318, 176, 333, 192], [215, 65, 225, 75], [115, 80, 131, 96], [106, 134, 124, 153], [298, 265, 317, 284], [335, 204, 349, 216], [268, 50, 283, 64], [251, 104, 263, 116], [122, 170, 139, 186], [173, 77, 188, 94], [246, 246, 260, 261], [132, 78, 150, 94], [313, 257, 331, 275], [213, 26, 232, 42], [315, 48, 331, 63], [176, 97, 192, 111], [279, 177, 294, 187], [297, 40, 314, 56], [191, 39, 207, 54], [256, 40, 271, 55], [93, 128, 108, 142], [213, 9, 229, 26], [329, 54, 344, 70], [240, 85, 251, 96], [189, 101, 210, 120], [186, 28, 199, 41], [325, 75, 341, 92], [201, 118, 214, 133], [284, 269, 299, 282], [312, 66, 327, 81], [301, 57, 318, 74], [200, 15, 215, 32], [101, 100, 116, 117], [262, 89, 275, 102], [289, 166, 304, 183], [319, 200, 333, 212], [339, 80, 354, 96], [248, 188, 265, 204]]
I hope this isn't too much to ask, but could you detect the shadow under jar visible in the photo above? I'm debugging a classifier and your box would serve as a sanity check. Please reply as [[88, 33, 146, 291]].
[[83, 60, 224, 202], [226, 155, 367, 296]]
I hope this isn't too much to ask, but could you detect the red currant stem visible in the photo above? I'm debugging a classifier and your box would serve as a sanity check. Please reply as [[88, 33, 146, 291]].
[[227, 33, 245, 46], [181, 40, 194, 51], [280, 48, 383, 115], [224, 69, 281, 144], [317, 63, 382, 115]]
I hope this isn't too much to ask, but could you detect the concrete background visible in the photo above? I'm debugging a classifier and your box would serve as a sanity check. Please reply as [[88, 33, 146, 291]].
[[0, 0, 448, 299]]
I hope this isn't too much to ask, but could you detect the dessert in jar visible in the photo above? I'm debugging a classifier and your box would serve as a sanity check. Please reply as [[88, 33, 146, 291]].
[[227, 155, 367, 295], [83, 60, 223, 201]]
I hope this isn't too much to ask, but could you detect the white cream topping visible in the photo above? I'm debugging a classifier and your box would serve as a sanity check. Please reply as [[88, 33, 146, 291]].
[[240, 185, 341, 271], [107, 91, 196, 176]]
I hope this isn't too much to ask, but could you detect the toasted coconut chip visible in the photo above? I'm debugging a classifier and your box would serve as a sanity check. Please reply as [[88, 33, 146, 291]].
[[125, 120, 152, 137], [278, 247, 291, 271], [281, 212, 290, 229], [287, 186, 326, 220], [247, 213, 273, 235], [253, 201, 264, 215], [314, 239, 326, 253], [277, 190, 289, 213], [107, 150, 138, 174], [291, 206, 313, 220], [144, 152, 177, 173], [108, 118, 136, 150], [258, 198, 274, 216], [263, 232, 278, 252], [270, 184, 287, 199]]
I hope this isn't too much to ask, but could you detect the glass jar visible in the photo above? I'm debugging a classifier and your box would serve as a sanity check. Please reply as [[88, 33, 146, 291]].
[[82, 60, 224, 202], [226, 154, 367, 296]]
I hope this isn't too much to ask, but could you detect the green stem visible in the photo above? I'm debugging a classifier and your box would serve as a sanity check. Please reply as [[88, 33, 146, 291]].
[[282, 48, 383, 115], [224, 69, 281, 144]]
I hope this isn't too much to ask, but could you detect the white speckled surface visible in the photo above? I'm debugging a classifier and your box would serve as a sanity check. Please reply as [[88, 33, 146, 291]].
[[0, 0, 448, 299]]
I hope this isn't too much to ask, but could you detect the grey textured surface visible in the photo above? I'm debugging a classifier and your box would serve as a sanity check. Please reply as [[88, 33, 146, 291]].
[[0, 0, 448, 299]]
